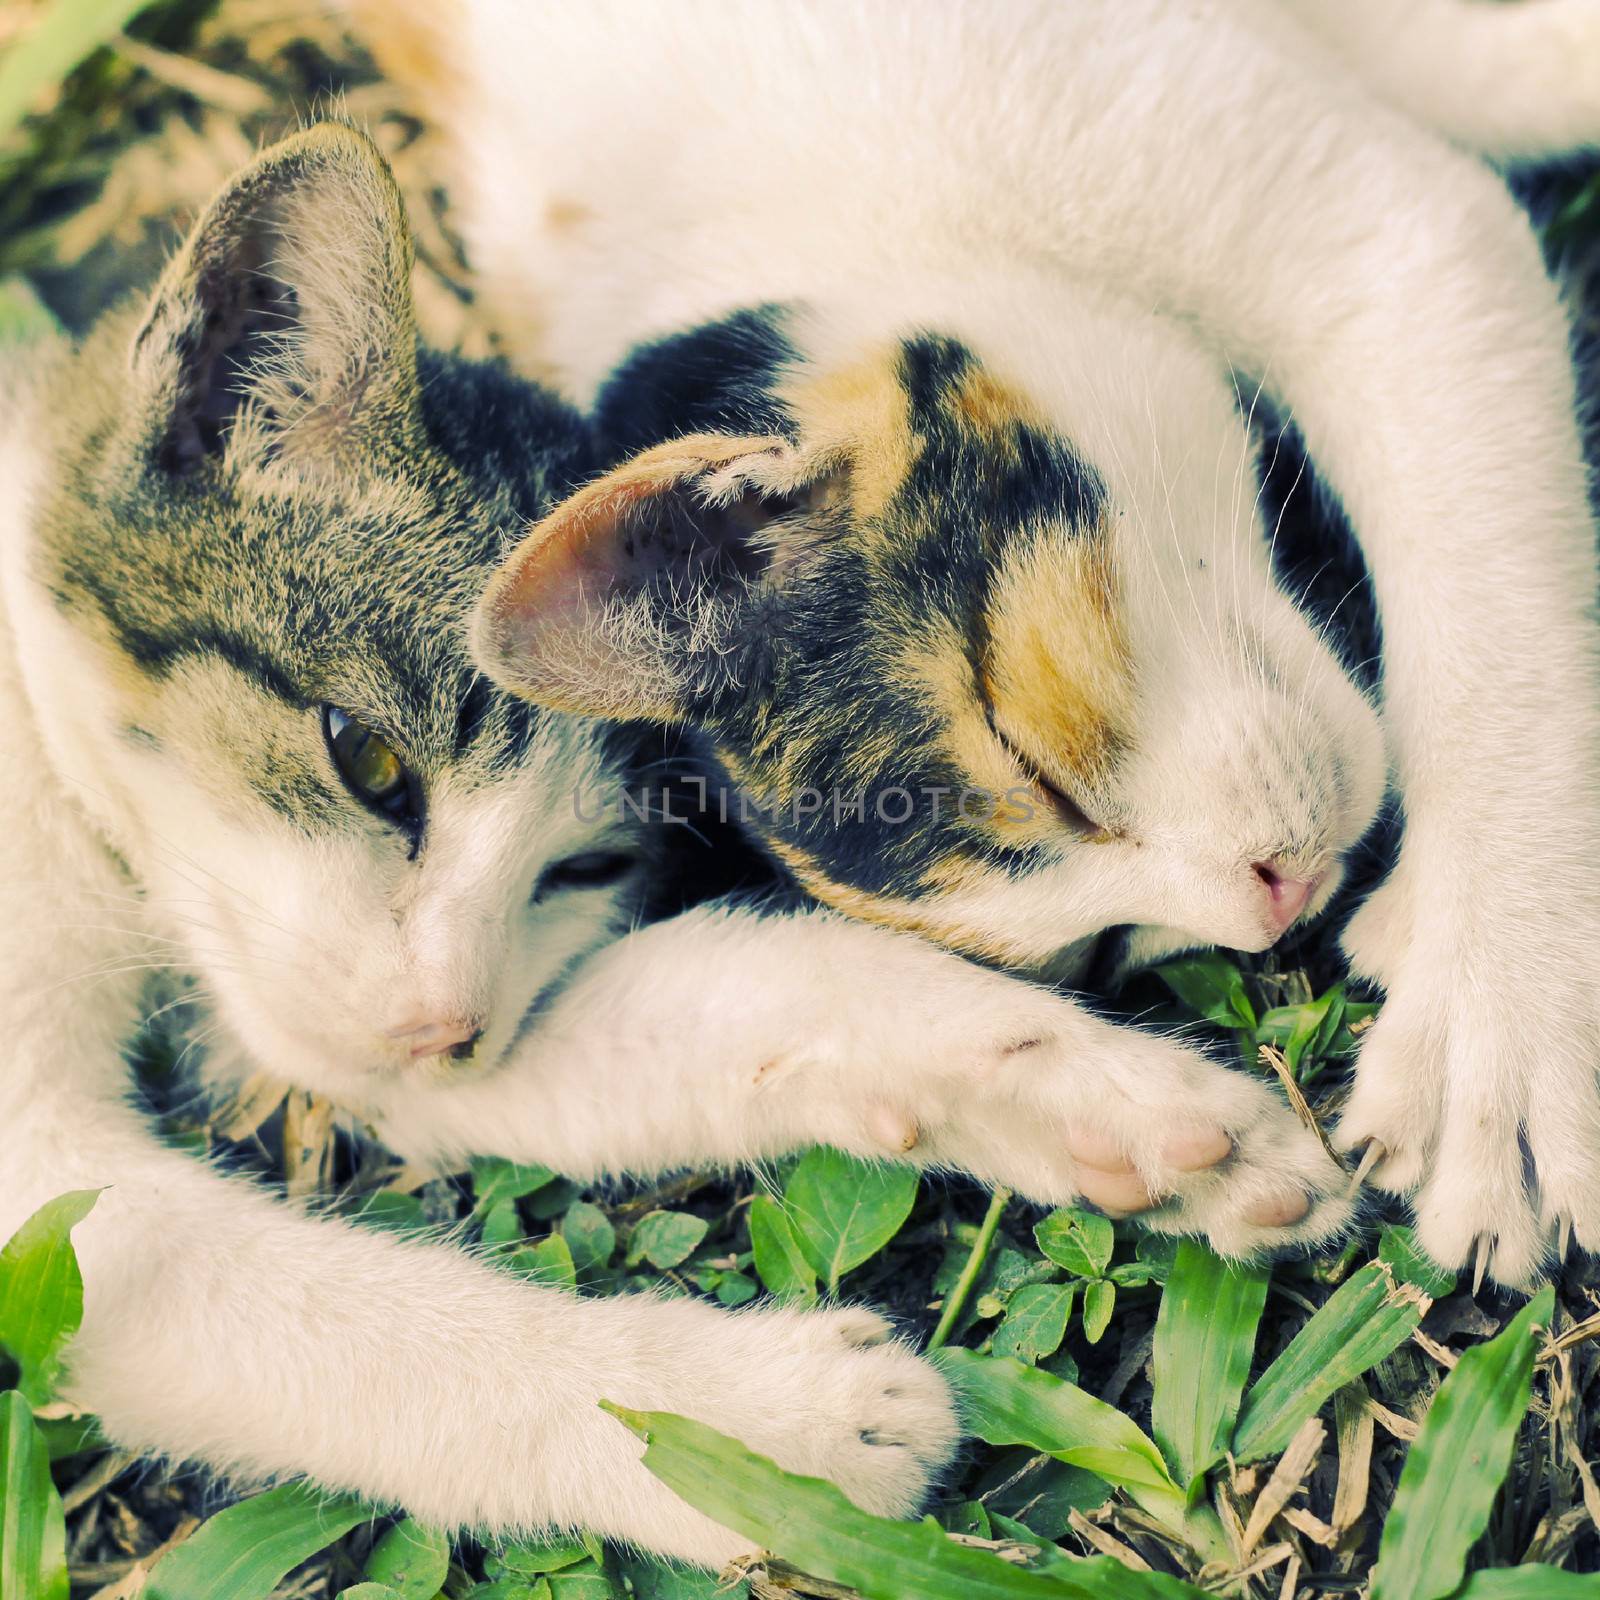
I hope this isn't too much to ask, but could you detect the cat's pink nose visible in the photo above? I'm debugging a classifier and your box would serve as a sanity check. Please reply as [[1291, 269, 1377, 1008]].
[[1252, 861, 1319, 937], [384, 1014, 484, 1060]]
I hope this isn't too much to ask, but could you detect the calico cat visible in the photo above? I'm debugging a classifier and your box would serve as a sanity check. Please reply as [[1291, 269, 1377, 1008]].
[[358, 0, 1600, 1287], [5, 122, 1354, 1568]]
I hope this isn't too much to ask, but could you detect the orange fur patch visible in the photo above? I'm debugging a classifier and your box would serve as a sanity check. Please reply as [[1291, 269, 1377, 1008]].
[[984, 527, 1132, 794], [948, 364, 1045, 444], [785, 350, 918, 523]]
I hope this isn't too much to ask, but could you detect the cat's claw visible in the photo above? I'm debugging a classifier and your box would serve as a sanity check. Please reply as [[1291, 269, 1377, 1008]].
[[1347, 1137, 1385, 1197]]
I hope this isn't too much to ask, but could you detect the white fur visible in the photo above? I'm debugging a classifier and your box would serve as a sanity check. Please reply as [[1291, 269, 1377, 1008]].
[[426, 0, 1600, 1285], [372, 902, 1354, 1257]]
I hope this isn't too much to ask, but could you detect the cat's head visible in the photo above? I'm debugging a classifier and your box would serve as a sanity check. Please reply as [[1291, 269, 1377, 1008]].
[[474, 299, 1387, 968], [8, 126, 647, 1098]]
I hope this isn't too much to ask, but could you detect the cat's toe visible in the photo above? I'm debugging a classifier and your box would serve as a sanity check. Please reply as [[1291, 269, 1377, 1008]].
[[1343, 976, 1600, 1292], [1332, 1008, 1443, 1196], [820, 1339, 959, 1516], [1142, 1095, 1353, 1258]]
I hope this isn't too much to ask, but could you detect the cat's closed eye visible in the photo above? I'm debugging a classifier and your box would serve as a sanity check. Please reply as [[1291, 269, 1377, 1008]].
[[322, 706, 420, 830], [985, 710, 1105, 837], [534, 851, 640, 897]]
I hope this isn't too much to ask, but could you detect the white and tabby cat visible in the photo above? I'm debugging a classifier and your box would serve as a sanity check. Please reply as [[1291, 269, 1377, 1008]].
[[355, 0, 1600, 1286], [2, 126, 1353, 1567]]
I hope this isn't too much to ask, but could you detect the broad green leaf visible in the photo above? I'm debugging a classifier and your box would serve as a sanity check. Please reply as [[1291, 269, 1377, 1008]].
[[1256, 989, 1341, 1078], [602, 1400, 1205, 1599], [1233, 1258, 1433, 1463], [1372, 1285, 1554, 1600], [1454, 1569, 1600, 1597], [713, 1270, 758, 1307], [0, 0, 158, 144], [1151, 1241, 1269, 1489], [626, 1211, 708, 1271], [0, 1189, 100, 1403], [472, 1159, 556, 1214], [0, 1390, 67, 1600], [613, 1554, 739, 1598], [464, 1582, 549, 1600], [1153, 955, 1256, 1029], [748, 1196, 817, 1302], [784, 1149, 917, 1291], [348, 1191, 429, 1236], [1379, 1225, 1456, 1298], [495, 1537, 592, 1576], [522, 1234, 578, 1291], [560, 1203, 616, 1276], [991, 1283, 1075, 1364], [937, 1500, 992, 1538], [548, 1573, 619, 1599], [144, 1482, 371, 1600], [1080, 1279, 1116, 1345], [978, 1452, 1106, 1537], [935, 1349, 1178, 1496], [337, 1587, 402, 1600], [1033, 1208, 1113, 1279], [482, 1198, 526, 1247], [364, 1518, 449, 1598]]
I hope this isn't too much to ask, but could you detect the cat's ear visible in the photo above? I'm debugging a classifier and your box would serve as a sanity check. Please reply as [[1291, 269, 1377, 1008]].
[[131, 123, 419, 476], [473, 433, 841, 720]]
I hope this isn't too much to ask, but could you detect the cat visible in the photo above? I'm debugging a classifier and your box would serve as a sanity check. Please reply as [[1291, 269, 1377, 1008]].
[[9, 119, 1368, 1570], [348, 0, 1600, 1288]]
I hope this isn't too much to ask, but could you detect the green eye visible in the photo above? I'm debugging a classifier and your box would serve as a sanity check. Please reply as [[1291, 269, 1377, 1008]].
[[323, 706, 418, 826]]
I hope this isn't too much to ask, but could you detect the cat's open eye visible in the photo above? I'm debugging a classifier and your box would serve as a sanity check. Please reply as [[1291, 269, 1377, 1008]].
[[535, 850, 639, 896], [322, 706, 420, 829]]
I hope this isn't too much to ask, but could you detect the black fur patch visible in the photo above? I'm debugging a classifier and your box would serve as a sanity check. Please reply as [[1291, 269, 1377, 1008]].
[[590, 315, 1101, 906], [595, 306, 798, 459]]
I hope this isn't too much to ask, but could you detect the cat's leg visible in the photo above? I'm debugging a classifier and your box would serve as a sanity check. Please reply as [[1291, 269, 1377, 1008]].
[[373, 904, 1354, 1260], [2, 1082, 952, 1567], [1267, 0, 1600, 162], [990, 0, 1600, 1285]]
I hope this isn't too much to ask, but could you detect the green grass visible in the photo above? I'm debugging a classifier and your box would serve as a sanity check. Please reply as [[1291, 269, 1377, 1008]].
[[4, 1, 1600, 1594]]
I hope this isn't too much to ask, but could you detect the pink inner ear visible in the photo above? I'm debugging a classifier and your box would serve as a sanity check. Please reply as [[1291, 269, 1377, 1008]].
[[488, 477, 660, 640]]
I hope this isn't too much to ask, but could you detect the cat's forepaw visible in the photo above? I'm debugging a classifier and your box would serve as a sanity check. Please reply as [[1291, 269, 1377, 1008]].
[[1338, 879, 1600, 1289], [852, 1011, 1354, 1261], [661, 1303, 956, 1566]]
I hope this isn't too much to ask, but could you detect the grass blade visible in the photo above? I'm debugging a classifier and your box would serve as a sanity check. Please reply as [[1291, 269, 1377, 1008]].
[[144, 1482, 372, 1600], [1453, 1568, 1600, 1597], [1370, 1285, 1554, 1600], [0, 1189, 100, 1404], [601, 1401, 1206, 1599], [1232, 1259, 1433, 1464], [747, 1196, 816, 1302], [784, 1149, 917, 1293], [1150, 1240, 1268, 1490], [364, 1518, 450, 1597], [935, 1348, 1178, 1495], [0, 1389, 68, 1600]]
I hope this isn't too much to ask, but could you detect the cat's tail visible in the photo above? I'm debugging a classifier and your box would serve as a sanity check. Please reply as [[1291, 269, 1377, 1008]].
[[1273, 0, 1600, 163]]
